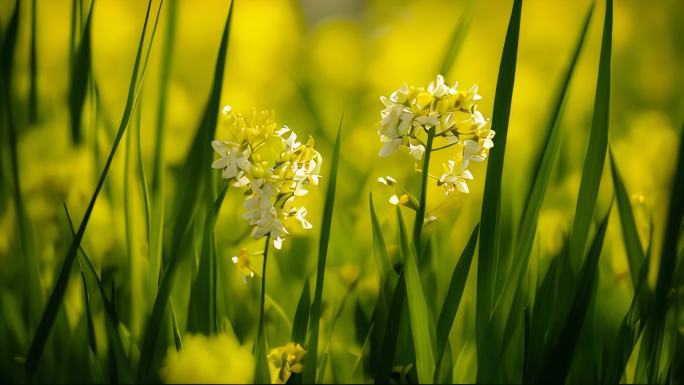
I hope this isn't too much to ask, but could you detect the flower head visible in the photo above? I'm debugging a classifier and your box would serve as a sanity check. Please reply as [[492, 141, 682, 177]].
[[378, 75, 494, 195], [160, 332, 254, 384], [267, 342, 306, 384], [212, 107, 322, 250]]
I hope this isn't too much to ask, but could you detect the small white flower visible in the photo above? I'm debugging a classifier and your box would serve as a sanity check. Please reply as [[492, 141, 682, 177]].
[[377, 175, 397, 186], [294, 207, 312, 230], [389, 194, 400, 205], [211, 140, 251, 180], [408, 142, 425, 160], [379, 137, 402, 157], [222, 105, 233, 115]]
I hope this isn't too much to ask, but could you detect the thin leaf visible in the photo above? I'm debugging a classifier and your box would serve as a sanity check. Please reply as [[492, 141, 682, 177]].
[[434, 223, 479, 380], [137, 3, 234, 380], [303, 117, 342, 384], [476, 0, 522, 381], [374, 272, 405, 384], [397, 207, 435, 384], [25, 0, 162, 373], [567, 0, 613, 270], [532, 204, 612, 384], [68, 0, 94, 144], [370, 193, 392, 276], [292, 278, 311, 345], [504, 2, 594, 308]]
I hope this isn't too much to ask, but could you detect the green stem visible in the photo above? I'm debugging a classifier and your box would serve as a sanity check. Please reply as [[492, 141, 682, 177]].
[[413, 126, 436, 254], [257, 234, 271, 341]]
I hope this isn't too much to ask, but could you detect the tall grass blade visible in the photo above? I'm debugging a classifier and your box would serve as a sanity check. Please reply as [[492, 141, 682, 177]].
[[476, 0, 522, 381], [374, 272, 405, 384], [303, 118, 342, 384], [609, 149, 648, 292], [397, 207, 435, 384], [149, 0, 178, 296], [25, 0, 162, 373], [138, 2, 233, 380], [370, 193, 392, 276], [434, 224, 479, 380], [567, 0, 612, 270], [28, 0, 38, 124], [506, 2, 594, 302], [292, 278, 311, 345], [1, 0, 44, 335], [68, 0, 94, 144], [532, 205, 611, 384]]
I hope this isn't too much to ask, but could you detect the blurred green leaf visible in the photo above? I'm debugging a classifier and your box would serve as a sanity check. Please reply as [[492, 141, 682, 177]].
[[438, 0, 474, 76], [68, 0, 93, 144], [370, 193, 392, 276], [25, 0, 161, 374], [503, 2, 594, 312], [531, 204, 611, 384], [303, 118, 342, 384], [374, 272, 405, 384]]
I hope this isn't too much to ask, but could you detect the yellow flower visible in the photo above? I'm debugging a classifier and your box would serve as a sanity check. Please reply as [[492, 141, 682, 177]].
[[267, 342, 306, 384], [212, 106, 322, 250], [160, 333, 254, 384], [232, 248, 258, 283]]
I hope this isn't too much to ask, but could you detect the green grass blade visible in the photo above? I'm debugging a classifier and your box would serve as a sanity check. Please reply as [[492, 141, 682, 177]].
[[292, 278, 311, 345], [1, 0, 44, 334], [532, 204, 611, 384], [438, 0, 474, 76], [374, 272, 406, 384], [148, 0, 178, 297], [475, 0, 522, 381], [642, 124, 684, 382], [28, 0, 38, 124], [397, 207, 435, 384], [370, 193, 392, 276], [434, 223, 479, 379], [567, 0, 613, 270], [303, 117, 342, 384], [507, 2, 594, 299], [79, 272, 97, 353], [137, 2, 234, 380], [24, 0, 161, 374], [413, 126, 435, 255], [609, 149, 647, 290], [68, 0, 94, 144]]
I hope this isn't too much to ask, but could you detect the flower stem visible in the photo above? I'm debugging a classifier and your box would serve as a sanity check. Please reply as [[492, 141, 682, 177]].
[[413, 126, 435, 255], [257, 233, 271, 342]]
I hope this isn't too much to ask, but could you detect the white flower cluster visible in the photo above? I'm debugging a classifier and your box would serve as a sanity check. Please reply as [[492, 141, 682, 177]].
[[212, 107, 322, 249], [378, 75, 494, 194]]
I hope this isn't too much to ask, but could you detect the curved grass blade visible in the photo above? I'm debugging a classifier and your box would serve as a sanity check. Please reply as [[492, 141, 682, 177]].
[[434, 224, 479, 381], [504, 2, 594, 307], [370, 193, 392, 276], [292, 278, 311, 345], [28, 0, 38, 124], [609, 149, 648, 292], [1, 0, 44, 333], [476, 0, 522, 381], [567, 0, 613, 270], [149, 0, 178, 296], [532, 204, 612, 384], [303, 117, 342, 384], [138, 3, 234, 380], [397, 207, 435, 384], [68, 0, 94, 144], [24, 0, 162, 374], [438, 0, 474, 76], [374, 272, 406, 384], [79, 272, 97, 353]]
